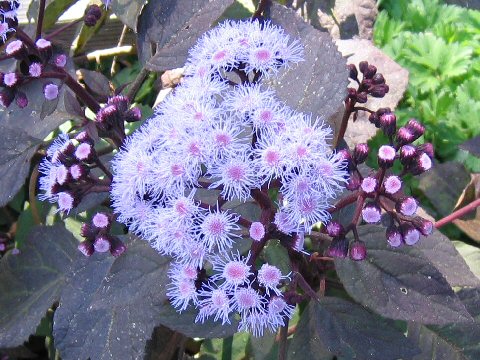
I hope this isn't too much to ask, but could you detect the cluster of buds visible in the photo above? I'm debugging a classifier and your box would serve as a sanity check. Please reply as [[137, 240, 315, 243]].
[[0, 31, 67, 107], [84, 4, 103, 27], [94, 95, 142, 145], [78, 212, 126, 257], [347, 61, 389, 103], [39, 132, 111, 214]]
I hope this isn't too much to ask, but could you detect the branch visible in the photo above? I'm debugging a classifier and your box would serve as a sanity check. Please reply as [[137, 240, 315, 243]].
[[36, 0, 46, 39], [435, 197, 480, 228]]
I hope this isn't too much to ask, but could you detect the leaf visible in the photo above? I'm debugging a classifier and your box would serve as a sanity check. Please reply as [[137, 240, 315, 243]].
[[43, 0, 80, 30], [415, 228, 480, 287], [452, 174, 480, 242], [409, 288, 480, 360], [141, 0, 235, 70], [335, 225, 473, 325], [0, 225, 78, 347], [109, 0, 147, 30], [200, 333, 250, 360], [460, 136, 480, 158], [262, 240, 291, 275], [268, 3, 348, 134], [454, 241, 480, 279], [418, 162, 471, 217], [289, 297, 420, 360], [78, 69, 111, 98], [0, 127, 41, 207], [247, 333, 280, 360]]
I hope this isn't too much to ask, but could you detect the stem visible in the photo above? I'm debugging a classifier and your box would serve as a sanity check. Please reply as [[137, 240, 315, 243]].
[[15, 29, 38, 51], [221, 336, 233, 360], [350, 193, 366, 226], [435, 197, 480, 228], [295, 272, 319, 300], [374, 168, 386, 202], [45, 19, 82, 41], [278, 321, 289, 360], [36, 0, 47, 39], [353, 106, 374, 114], [251, 189, 273, 210], [87, 184, 111, 193], [29, 164, 42, 225], [328, 191, 360, 213], [95, 159, 113, 180], [334, 97, 354, 148], [126, 67, 150, 101], [252, 0, 272, 19]]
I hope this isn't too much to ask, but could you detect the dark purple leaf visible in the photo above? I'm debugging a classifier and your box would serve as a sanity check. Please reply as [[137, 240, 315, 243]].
[[268, 3, 349, 133], [289, 297, 420, 359], [460, 136, 480, 158], [78, 69, 111, 98], [64, 89, 84, 117], [109, 0, 146, 30], [335, 225, 473, 325], [0, 225, 78, 347], [145, 0, 235, 71]]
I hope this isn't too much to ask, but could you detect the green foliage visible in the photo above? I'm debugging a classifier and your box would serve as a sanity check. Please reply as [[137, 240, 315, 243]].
[[374, 0, 480, 166]]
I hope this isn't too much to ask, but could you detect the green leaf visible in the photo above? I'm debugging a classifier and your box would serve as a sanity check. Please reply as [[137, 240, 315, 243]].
[[247, 333, 279, 360], [199, 333, 250, 360], [43, 0, 80, 30], [0, 225, 78, 347], [454, 241, 480, 280], [109, 0, 146, 30], [268, 3, 348, 134], [262, 240, 291, 275], [335, 225, 473, 325], [289, 297, 420, 360]]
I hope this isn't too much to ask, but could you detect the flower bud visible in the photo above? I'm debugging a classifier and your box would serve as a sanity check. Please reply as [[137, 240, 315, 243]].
[[400, 223, 420, 245], [44, 83, 59, 100], [399, 145, 417, 165], [84, 5, 102, 27], [326, 221, 344, 237], [36, 38, 52, 60], [372, 73, 385, 85], [386, 225, 402, 247], [355, 92, 368, 103], [377, 145, 396, 168], [345, 171, 361, 191], [81, 223, 96, 239], [368, 112, 380, 127], [383, 175, 402, 194], [396, 127, 415, 146], [362, 202, 382, 224], [369, 84, 389, 98], [364, 64, 377, 79], [5, 40, 26, 59], [110, 236, 127, 257], [361, 176, 377, 194], [326, 237, 348, 258], [353, 143, 369, 164], [249, 222, 265, 241], [75, 130, 93, 144], [406, 118, 425, 138], [4, 72, 19, 87], [28, 62, 43, 78], [349, 241, 367, 261], [396, 197, 418, 216], [108, 95, 129, 112], [78, 241, 94, 256], [359, 61, 369, 74], [125, 107, 142, 122], [15, 91, 28, 108], [337, 149, 352, 172], [69, 163, 88, 180], [409, 152, 432, 175], [92, 212, 111, 231], [379, 112, 396, 137], [417, 143, 434, 159], [94, 235, 111, 253], [348, 64, 358, 81], [75, 142, 95, 162], [54, 54, 67, 68]]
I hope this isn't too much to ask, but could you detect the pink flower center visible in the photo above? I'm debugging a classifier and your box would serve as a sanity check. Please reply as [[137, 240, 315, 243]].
[[227, 165, 245, 181], [215, 133, 231, 147], [207, 217, 225, 236], [259, 110, 273, 123], [255, 48, 272, 63], [265, 149, 280, 166], [213, 50, 227, 62], [171, 164, 184, 177]]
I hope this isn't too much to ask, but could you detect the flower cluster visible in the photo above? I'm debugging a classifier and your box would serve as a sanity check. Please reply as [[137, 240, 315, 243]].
[[110, 20, 348, 335]]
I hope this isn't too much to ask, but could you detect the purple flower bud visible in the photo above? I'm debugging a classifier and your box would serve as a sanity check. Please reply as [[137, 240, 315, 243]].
[[369, 84, 389, 98], [15, 91, 28, 108], [368, 112, 381, 127], [347, 87, 357, 99], [81, 223, 96, 239], [57, 191, 75, 213], [406, 118, 425, 138], [379, 112, 396, 137], [94, 235, 111, 253], [396, 197, 418, 216], [110, 236, 127, 257], [417, 143, 434, 159], [92, 212, 111, 230], [54, 54, 67, 68], [36, 38, 51, 50], [396, 127, 415, 146], [84, 4, 102, 26], [362, 202, 382, 224], [377, 145, 396, 168], [364, 64, 377, 79], [400, 223, 420, 245], [372, 73, 385, 85], [409, 152, 432, 175], [386, 226, 402, 247], [353, 143, 369, 164], [69, 163, 88, 180], [78, 241, 94, 256], [400, 145, 417, 165], [96, 104, 117, 123], [75, 142, 95, 161], [384, 175, 402, 194], [348, 64, 358, 80], [337, 149, 352, 171], [44, 83, 59, 100], [326, 237, 348, 258], [28, 62, 42, 78], [361, 176, 377, 194], [355, 92, 368, 103], [412, 217, 433, 236], [326, 221, 344, 237], [0, 243, 6, 252], [249, 222, 265, 241], [359, 61, 369, 74], [75, 130, 92, 143], [4, 72, 18, 87], [5, 40, 25, 59], [349, 241, 367, 261], [125, 107, 142, 122], [107, 95, 129, 112]]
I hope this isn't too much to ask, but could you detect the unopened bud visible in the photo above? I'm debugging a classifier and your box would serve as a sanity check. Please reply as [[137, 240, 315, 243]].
[[369, 84, 389, 98], [110, 236, 127, 257], [346, 171, 361, 191], [349, 241, 367, 261], [417, 143, 434, 159], [28, 62, 43, 78], [372, 73, 385, 85], [44, 83, 59, 100], [54, 54, 67, 68], [15, 91, 28, 108], [359, 61, 369, 74], [400, 223, 420, 245], [386, 226, 402, 247], [379, 112, 396, 137], [355, 92, 368, 103], [396, 197, 418, 216], [412, 217, 433, 236], [377, 145, 396, 168], [5, 40, 26, 59], [364, 64, 377, 79], [409, 152, 432, 175], [94, 235, 111, 253], [362, 202, 382, 224], [326, 221, 344, 237], [84, 5, 102, 27], [326, 237, 348, 258], [92, 212, 111, 230], [361, 176, 377, 194], [400, 145, 417, 165], [75, 142, 95, 162], [4, 72, 19, 87], [353, 143, 369, 164], [125, 107, 142, 122], [384, 175, 402, 194], [348, 64, 358, 80], [406, 118, 425, 138], [78, 241, 94, 256], [396, 127, 415, 146], [368, 112, 380, 127]]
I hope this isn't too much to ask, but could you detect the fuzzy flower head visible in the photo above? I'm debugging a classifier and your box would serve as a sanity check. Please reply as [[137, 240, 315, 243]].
[[109, 19, 346, 336]]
